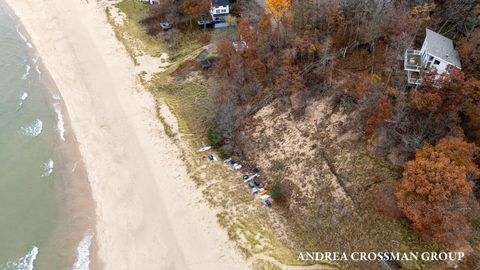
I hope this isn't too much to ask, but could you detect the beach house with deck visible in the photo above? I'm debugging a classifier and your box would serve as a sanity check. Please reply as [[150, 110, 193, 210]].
[[210, 0, 230, 22], [404, 29, 461, 85]]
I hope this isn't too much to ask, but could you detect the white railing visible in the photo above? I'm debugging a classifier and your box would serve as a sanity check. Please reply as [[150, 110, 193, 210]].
[[407, 77, 422, 85], [406, 49, 422, 54], [404, 50, 422, 71]]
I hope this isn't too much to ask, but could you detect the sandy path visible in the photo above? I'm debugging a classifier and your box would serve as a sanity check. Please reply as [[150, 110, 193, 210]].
[[2, 0, 246, 269]]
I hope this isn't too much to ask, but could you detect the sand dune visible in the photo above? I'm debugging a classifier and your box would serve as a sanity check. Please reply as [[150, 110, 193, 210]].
[[3, 0, 245, 269]]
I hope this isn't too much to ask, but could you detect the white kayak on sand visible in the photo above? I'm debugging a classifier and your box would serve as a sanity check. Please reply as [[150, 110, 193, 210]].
[[197, 146, 211, 152], [233, 164, 242, 170], [258, 194, 272, 200], [244, 173, 260, 182]]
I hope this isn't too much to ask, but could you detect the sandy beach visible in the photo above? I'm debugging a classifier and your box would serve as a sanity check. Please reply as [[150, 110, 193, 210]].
[[2, 0, 245, 269]]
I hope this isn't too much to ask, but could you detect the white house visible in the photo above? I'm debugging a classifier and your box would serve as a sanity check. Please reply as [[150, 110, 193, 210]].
[[210, 0, 230, 22], [404, 29, 461, 85]]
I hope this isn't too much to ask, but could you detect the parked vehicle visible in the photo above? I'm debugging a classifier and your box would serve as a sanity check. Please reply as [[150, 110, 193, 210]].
[[196, 18, 212, 26], [159, 22, 173, 30]]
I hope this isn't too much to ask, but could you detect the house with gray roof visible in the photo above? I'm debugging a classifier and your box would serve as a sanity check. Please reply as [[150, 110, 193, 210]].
[[404, 29, 462, 85]]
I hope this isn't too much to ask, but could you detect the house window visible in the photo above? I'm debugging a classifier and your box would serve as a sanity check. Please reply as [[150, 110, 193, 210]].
[[434, 60, 440, 65], [429, 56, 434, 61]]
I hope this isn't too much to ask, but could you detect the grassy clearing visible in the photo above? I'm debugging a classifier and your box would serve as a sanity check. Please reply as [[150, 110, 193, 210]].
[[148, 72, 209, 135], [112, 0, 202, 59], [113, 0, 166, 56], [209, 26, 236, 42]]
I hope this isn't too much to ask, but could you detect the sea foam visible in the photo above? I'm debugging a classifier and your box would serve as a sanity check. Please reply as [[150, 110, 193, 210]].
[[21, 119, 43, 137], [18, 92, 28, 107], [1, 246, 38, 270], [15, 26, 32, 48], [21, 65, 31, 80], [71, 230, 94, 270], [32, 57, 41, 77], [41, 159, 54, 177], [53, 102, 65, 141]]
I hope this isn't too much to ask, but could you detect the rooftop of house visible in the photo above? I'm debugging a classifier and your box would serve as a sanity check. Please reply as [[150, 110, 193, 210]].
[[424, 29, 461, 68], [211, 0, 229, 7]]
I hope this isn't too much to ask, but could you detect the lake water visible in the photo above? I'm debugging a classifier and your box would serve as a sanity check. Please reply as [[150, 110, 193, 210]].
[[0, 3, 97, 270]]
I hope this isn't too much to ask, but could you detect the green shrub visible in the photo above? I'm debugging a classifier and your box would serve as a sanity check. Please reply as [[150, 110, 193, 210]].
[[205, 51, 219, 62], [219, 146, 229, 159], [271, 181, 285, 202], [207, 123, 222, 149]]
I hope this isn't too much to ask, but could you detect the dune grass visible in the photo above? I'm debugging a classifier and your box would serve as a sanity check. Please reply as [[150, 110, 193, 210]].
[[252, 259, 283, 270], [113, 0, 166, 57]]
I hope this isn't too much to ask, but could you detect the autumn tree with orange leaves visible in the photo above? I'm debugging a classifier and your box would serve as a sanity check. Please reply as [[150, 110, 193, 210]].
[[182, 0, 210, 29], [412, 67, 473, 114], [466, 105, 480, 146], [464, 80, 480, 145], [274, 54, 304, 100], [265, 0, 291, 20], [364, 96, 393, 137], [457, 28, 480, 79], [396, 137, 480, 249], [379, 67, 479, 161]]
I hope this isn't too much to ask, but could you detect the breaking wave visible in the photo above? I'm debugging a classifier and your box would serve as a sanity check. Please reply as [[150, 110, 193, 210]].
[[0, 246, 38, 270], [53, 102, 65, 141], [71, 230, 94, 270], [21, 119, 42, 137]]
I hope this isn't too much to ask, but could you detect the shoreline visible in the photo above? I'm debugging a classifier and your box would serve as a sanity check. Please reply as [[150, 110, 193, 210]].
[[0, 2, 100, 268], [46, 75, 100, 270], [2, 0, 246, 269]]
